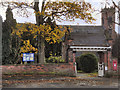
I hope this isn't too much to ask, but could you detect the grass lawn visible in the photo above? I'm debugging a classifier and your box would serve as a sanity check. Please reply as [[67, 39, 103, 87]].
[[77, 70, 98, 77]]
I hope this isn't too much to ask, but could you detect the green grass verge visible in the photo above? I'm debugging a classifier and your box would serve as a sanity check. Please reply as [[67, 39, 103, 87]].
[[77, 70, 83, 73]]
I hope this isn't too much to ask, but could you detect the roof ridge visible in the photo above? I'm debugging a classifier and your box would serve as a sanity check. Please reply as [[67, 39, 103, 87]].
[[59, 25, 102, 26]]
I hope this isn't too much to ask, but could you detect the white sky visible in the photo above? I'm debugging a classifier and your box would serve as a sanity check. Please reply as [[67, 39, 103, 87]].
[[0, 0, 119, 33]]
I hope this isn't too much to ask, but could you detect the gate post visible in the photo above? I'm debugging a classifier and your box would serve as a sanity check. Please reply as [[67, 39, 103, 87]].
[[97, 51, 105, 77], [73, 51, 76, 63], [73, 51, 77, 75], [107, 51, 112, 70]]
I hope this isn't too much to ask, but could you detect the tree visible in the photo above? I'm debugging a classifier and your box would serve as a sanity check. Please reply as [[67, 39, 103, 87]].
[[111, 0, 120, 26], [2, 6, 17, 64], [11, 23, 38, 64], [1, 0, 95, 64], [112, 34, 120, 63], [45, 17, 62, 58]]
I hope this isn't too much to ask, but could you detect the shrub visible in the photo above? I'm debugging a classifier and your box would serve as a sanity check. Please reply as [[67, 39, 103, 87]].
[[79, 53, 98, 73], [46, 56, 65, 63]]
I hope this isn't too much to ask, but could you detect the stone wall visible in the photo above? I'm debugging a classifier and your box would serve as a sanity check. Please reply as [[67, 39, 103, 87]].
[[1, 63, 76, 76]]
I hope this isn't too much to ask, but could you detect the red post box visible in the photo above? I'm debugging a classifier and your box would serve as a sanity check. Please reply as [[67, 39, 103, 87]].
[[113, 60, 117, 71]]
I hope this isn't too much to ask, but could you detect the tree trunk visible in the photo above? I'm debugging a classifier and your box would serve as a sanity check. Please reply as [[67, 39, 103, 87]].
[[34, 1, 46, 64], [40, 36, 45, 64], [62, 42, 66, 60], [37, 33, 45, 64], [17, 37, 22, 64], [37, 34, 45, 64]]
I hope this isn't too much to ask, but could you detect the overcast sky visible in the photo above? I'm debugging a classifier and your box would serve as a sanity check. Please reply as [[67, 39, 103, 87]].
[[0, 0, 119, 33]]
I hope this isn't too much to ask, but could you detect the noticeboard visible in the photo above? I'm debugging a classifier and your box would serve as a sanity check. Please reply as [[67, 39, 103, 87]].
[[23, 53, 34, 62]]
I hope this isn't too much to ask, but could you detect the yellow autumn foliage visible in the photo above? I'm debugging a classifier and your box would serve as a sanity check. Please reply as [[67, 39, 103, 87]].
[[12, 22, 68, 58], [20, 40, 38, 57], [28, 23, 67, 44]]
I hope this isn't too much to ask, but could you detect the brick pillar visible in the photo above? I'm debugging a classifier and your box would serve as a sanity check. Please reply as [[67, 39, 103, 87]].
[[62, 40, 73, 63], [98, 52, 104, 63], [104, 52, 107, 65], [104, 52, 109, 73], [73, 51, 76, 63], [107, 51, 111, 70], [72, 51, 77, 74], [68, 49, 73, 62]]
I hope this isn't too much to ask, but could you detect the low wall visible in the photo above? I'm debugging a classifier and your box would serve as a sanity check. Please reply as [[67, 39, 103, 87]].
[[1, 63, 76, 76]]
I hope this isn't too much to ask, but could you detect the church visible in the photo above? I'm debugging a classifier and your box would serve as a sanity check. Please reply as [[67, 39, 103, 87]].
[[62, 6, 117, 76], [0, 5, 118, 77]]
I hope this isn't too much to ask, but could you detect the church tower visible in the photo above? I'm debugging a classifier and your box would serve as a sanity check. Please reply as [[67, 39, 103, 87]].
[[101, 6, 117, 46]]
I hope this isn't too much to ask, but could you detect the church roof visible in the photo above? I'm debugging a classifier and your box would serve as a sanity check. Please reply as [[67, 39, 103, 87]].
[[64, 25, 109, 46]]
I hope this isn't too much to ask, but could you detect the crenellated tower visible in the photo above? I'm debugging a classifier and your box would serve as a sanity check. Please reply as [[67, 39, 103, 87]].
[[101, 6, 117, 46]]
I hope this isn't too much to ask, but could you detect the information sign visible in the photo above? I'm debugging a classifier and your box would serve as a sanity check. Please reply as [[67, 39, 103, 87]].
[[23, 53, 34, 62]]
